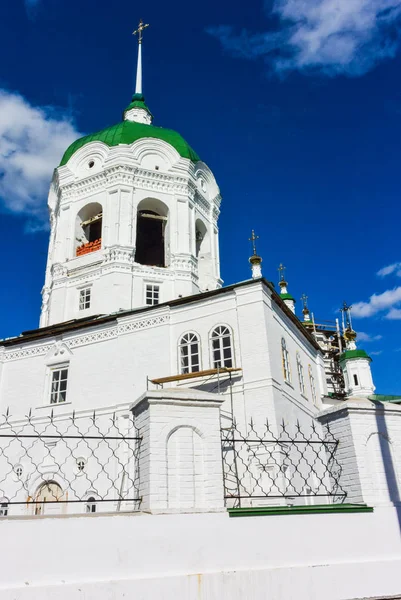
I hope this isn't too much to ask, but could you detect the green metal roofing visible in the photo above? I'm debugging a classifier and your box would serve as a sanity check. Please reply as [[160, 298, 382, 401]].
[[60, 103, 200, 166], [280, 293, 295, 302], [339, 349, 371, 362]]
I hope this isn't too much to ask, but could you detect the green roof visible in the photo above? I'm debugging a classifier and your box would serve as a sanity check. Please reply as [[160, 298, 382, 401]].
[[60, 104, 200, 166], [280, 293, 295, 302], [339, 349, 371, 362]]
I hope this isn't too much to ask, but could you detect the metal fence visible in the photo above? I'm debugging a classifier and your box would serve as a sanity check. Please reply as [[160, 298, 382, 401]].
[[0, 410, 141, 517], [221, 419, 346, 508]]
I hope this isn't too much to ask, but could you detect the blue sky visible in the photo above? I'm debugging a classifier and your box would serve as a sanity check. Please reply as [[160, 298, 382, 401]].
[[1, 0, 401, 393]]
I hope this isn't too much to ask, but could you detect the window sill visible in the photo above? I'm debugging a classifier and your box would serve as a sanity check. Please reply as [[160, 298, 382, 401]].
[[301, 393, 309, 402], [36, 402, 72, 410], [284, 380, 294, 390]]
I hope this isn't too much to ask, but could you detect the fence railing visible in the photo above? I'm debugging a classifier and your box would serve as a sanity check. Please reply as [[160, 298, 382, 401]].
[[221, 419, 346, 508], [0, 410, 141, 517]]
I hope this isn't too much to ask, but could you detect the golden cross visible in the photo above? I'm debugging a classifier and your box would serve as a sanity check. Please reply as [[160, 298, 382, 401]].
[[278, 263, 286, 281], [249, 230, 259, 256], [133, 19, 149, 43]]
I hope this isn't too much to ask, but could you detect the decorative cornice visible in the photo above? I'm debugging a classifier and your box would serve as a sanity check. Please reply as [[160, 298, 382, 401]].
[[59, 165, 193, 202], [2, 313, 170, 360], [2, 344, 54, 362]]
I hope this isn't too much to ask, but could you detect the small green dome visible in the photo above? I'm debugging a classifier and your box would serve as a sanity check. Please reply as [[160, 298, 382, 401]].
[[280, 293, 295, 302], [339, 349, 372, 363], [60, 104, 200, 166]]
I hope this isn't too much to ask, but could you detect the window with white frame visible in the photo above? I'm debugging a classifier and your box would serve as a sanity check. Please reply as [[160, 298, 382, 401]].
[[281, 338, 291, 383], [79, 287, 91, 310], [309, 365, 317, 406], [50, 367, 69, 404], [211, 326, 233, 369], [145, 284, 160, 306], [296, 352, 306, 395], [179, 332, 200, 374]]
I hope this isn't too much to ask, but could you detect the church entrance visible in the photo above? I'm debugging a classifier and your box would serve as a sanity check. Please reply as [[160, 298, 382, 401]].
[[136, 210, 166, 267]]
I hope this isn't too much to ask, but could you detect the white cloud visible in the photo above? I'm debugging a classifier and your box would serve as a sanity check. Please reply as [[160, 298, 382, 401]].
[[207, 0, 401, 76], [0, 89, 81, 230], [352, 286, 401, 317], [356, 332, 383, 342], [370, 350, 383, 355], [385, 307, 401, 319], [377, 262, 401, 277]]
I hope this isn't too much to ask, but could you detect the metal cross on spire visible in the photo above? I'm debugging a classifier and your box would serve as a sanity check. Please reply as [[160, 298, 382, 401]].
[[301, 294, 308, 310], [133, 19, 149, 44], [249, 230, 259, 256], [132, 19, 150, 95], [278, 263, 286, 282]]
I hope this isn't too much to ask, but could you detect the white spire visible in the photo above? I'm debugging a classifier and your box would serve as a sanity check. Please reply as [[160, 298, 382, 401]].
[[135, 43, 143, 94], [133, 19, 149, 96]]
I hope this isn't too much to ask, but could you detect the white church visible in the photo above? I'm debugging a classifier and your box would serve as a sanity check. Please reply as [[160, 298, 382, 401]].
[[0, 20, 377, 426], [1, 22, 401, 600]]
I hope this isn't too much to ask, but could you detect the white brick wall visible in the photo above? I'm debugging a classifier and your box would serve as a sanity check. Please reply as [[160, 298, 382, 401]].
[[318, 399, 401, 506], [131, 388, 225, 512]]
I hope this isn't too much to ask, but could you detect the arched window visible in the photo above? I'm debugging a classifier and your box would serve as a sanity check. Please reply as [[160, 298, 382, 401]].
[[135, 199, 168, 268], [34, 481, 63, 515], [211, 326, 233, 369], [179, 333, 200, 374], [195, 219, 207, 259], [75, 202, 103, 257], [281, 338, 291, 382], [296, 352, 306, 395], [86, 496, 97, 513], [309, 365, 317, 406]]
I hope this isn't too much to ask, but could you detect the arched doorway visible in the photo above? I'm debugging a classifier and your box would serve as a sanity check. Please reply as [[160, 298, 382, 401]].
[[135, 199, 168, 268], [34, 481, 64, 516]]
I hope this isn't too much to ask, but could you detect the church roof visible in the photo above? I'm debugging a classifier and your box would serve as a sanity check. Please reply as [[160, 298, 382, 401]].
[[60, 118, 200, 166], [280, 293, 295, 302], [339, 349, 371, 362], [0, 279, 321, 352]]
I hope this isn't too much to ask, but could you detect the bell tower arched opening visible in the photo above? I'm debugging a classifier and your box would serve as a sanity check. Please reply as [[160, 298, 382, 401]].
[[75, 202, 103, 257], [135, 198, 168, 268]]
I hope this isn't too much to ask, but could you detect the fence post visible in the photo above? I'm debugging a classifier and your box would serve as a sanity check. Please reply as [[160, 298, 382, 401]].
[[130, 388, 225, 513], [317, 399, 401, 506]]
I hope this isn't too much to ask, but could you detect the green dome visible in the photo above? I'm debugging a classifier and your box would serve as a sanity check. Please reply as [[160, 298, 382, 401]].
[[339, 349, 371, 363], [60, 105, 200, 166], [280, 293, 295, 302]]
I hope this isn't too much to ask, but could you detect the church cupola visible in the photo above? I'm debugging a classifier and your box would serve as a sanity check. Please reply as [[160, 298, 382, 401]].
[[278, 264, 295, 314], [39, 20, 222, 327], [301, 293, 312, 324], [248, 230, 262, 279], [339, 302, 375, 398]]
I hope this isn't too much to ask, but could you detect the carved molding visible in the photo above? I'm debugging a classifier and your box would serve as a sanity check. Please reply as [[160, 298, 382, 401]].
[[117, 314, 169, 336], [1, 313, 171, 361], [3, 344, 54, 362]]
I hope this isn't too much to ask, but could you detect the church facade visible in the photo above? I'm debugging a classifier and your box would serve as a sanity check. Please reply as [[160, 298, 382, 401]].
[[0, 25, 380, 516]]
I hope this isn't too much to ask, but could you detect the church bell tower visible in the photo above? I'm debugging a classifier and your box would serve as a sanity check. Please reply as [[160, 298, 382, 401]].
[[40, 21, 222, 327]]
